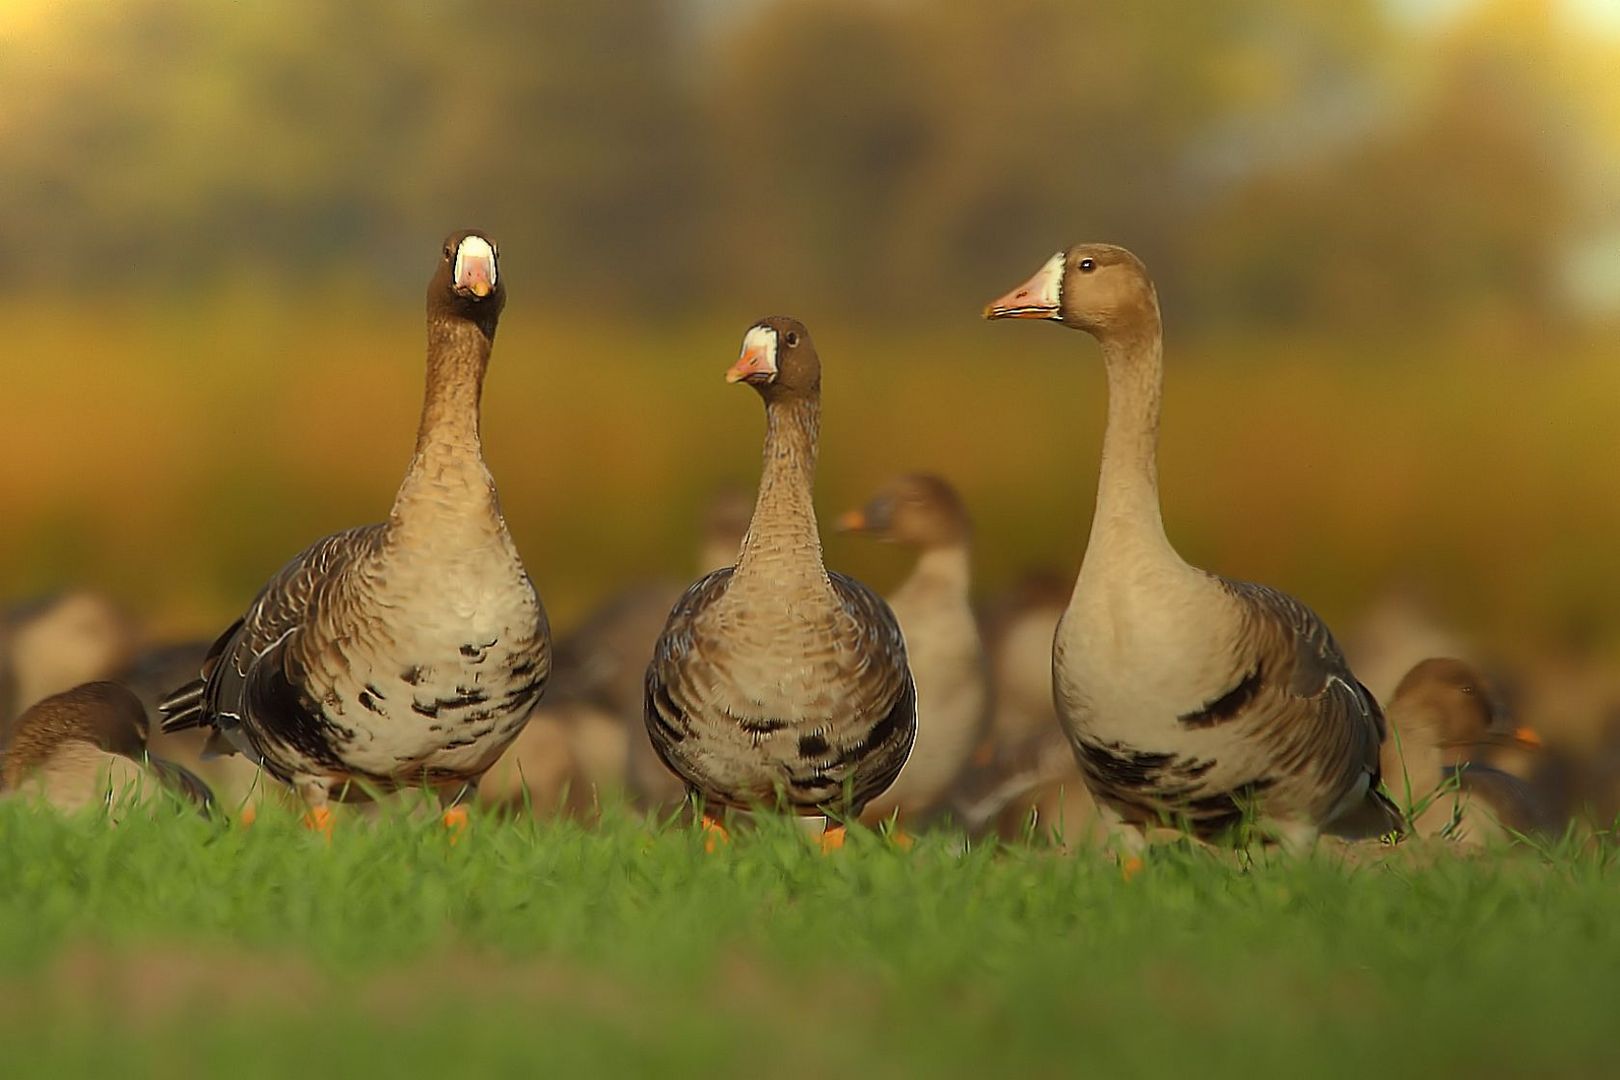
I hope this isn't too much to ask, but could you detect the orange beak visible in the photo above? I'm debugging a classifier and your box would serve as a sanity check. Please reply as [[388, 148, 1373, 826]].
[[726, 344, 776, 385], [836, 509, 867, 532], [983, 252, 1065, 320]]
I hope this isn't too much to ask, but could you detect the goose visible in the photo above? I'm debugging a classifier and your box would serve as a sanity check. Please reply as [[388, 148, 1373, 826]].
[[984, 244, 1401, 848], [1383, 657, 1556, 845], [478, 488, 751, 818], [2, 681, 213, 814], [159, 231, 550, 831], [837, 473, 988, 826], [0, 590, 135, 735], [948, 572, 1097, 840], [644, 317, 915, 848]]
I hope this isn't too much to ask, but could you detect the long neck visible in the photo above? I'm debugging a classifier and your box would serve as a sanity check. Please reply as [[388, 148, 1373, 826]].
[[391, 316, 496, 527], [1083, 326, 1176, 565], [902, 543, 973, 599], [1391, 717, 1445, 799], [732, 393, 828, 588]]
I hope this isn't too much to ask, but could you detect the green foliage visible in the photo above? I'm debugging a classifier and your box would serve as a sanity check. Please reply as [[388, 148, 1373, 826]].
[[1, 799, 1619, 1075]]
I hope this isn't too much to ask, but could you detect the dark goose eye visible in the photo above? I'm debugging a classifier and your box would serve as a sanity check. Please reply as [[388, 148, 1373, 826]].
[[784, 331, 799, 347], [1078, 258, 1096, 273]]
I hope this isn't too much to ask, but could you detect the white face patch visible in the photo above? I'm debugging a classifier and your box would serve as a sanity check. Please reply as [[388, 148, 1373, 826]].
[[739, 324, 779, 377], [453, 235, 497, 291], [1028, 251, 1066, 309]]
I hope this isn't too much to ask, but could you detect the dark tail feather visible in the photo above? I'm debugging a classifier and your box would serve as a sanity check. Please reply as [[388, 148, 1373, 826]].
[[158, 679, 208, 733], [1330, 783, 1408, 840]]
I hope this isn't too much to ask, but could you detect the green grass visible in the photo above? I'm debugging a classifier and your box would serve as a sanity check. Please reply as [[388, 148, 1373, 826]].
[[2, 799, 1618, 1077]]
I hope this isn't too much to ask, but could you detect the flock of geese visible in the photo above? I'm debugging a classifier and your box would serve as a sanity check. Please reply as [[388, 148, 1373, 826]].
[[0, 232, 1597, 852]]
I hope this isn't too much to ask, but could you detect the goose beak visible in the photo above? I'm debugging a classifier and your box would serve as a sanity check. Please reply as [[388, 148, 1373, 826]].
[[836, 509, 868, 532], [1511, 726, 1543, 749], [984, 252, 1065, 321], [453, 238, 497, 299], [726, 344, 776, 385], [456, 256, 494, 298]]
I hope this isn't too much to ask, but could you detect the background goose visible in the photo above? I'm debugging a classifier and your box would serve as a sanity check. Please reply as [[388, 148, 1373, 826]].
[[949, 572, 1100, 842], [159, 231, 550, 829], [837, 473, 988, 827], [1, 681, 212, 814], [643, 317, 915, 847], [984, 244, 1401, 848], [0, 591, 136, 736], [477, 489, 750, 818], [1383, 657, 1557, 845]]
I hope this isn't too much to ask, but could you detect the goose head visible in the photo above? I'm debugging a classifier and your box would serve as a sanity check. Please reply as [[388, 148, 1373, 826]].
[[983, 243, 1158, 342], [838, 474, 971, 550], [16, 681, 150, 762], [1387, 658, 1541, 768], [429, 230, 506, 335], [726, 316, 820, 400]]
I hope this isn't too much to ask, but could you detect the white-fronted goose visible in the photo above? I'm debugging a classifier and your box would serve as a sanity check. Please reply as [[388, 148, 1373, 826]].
[[984, 245, 1401, 848], [159, 231, 550, 830], [2, 681, 213, 814], [0, 591, 135, 734], [644, 317, 916, 847], [1383, 657, 1556, 845], [837, 473, 988, 826]]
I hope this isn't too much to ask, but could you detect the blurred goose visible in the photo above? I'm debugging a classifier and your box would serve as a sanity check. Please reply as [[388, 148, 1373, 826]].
[[1383, 657, 1556, 845], [160, 231, 550, 830], [2, 681, 213, 814], [0, 591, 135, 735], [479, 489, 751, 817], [644, 317, 915, 847], [837, 474, 988, 826], [984, 244, 1401, 848], [949, 572, 1100, 840]]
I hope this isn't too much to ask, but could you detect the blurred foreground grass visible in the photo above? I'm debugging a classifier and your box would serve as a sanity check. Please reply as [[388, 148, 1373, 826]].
[[1, 800, 1619, 1076], [2, 298, 1617, 658]]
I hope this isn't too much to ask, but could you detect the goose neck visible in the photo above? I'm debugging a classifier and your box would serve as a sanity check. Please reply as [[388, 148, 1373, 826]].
[[905, 544, 973, 596], [1085, 328, 1173, 561], [392, 316, 498, 528], [733, 393, 827, 585]]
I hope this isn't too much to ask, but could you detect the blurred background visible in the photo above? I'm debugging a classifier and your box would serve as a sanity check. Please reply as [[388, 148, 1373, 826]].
[[1, 0, 1617, 697]]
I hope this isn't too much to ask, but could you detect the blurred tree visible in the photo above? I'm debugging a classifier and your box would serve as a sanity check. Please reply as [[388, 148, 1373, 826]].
[[0, 0, 1607, 330], [1186, 0, 1583, 333], [0, 0, 702, 306], [700, 0, 942, 314]]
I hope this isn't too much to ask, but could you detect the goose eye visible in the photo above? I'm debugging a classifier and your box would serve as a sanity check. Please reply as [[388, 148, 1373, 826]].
[[784, 331, 799, 347], [1078, 258, 1096, 273]]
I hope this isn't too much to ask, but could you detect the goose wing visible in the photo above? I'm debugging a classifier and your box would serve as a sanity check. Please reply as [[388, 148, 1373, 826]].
[[1221, 580, 1401, 835], [159, 526, 386, 766]]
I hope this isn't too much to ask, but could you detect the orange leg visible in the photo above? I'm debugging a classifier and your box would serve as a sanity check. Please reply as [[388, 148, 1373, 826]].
[[700, 815, 731, 853], [818, 824, 847, 853], [888, 828, 915, 851], [442, 804, 470, 843], [303, 805, 335, 837], [1120, 855, 1145, 882], [237, 804, 258, 828]]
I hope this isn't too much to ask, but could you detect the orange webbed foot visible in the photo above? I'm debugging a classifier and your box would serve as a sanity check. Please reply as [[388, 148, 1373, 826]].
[[303, 805, 335, 838], [818, 824, 847, 853], [442, 804, 470, 843], [700, 815, 730, 853]]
